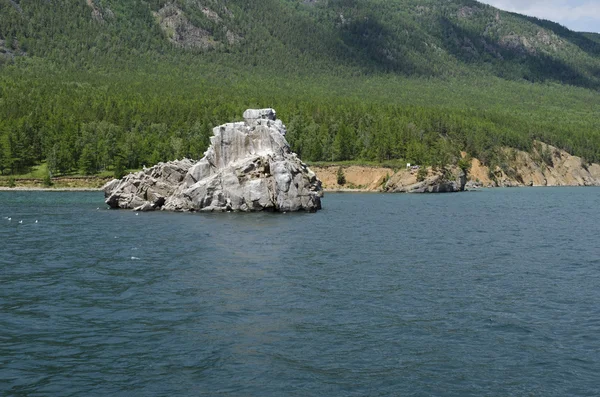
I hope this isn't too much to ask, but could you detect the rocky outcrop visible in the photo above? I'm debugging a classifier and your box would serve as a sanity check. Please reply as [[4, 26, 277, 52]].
[[152, 4, 240, 49], [465, 180, 484, 190], [104, 159, 194, 211], [309, 165, 466, 193], [385, 166, 466, 193], [298, 141, 600, 193], [104, 109, 323, 212], [310, 166, 394, 191], [467, 142, 600, 188], [86, 0, 114, 22], [153, 4, 216, 49]]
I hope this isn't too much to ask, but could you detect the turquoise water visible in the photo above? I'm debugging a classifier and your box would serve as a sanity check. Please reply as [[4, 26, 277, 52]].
[[1, 189, 600, 396]]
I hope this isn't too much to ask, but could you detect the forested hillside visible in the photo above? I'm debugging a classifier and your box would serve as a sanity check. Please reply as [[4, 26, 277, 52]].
[[1, 0, 600, 179]]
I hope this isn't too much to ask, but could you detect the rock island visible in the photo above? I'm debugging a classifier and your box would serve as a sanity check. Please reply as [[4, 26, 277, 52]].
[[103, 109, 323, 212]]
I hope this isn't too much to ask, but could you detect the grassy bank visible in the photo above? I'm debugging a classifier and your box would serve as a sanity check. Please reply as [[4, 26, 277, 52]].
[[0, 162, 134, 189], [0, 176, 111, 190]]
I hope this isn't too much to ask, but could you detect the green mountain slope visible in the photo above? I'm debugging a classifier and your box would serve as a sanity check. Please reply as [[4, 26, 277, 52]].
[[3, 0, 600, 84], [1, 0, 600, 179]]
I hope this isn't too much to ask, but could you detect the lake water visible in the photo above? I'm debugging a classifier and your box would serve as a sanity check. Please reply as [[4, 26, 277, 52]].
[[1, 188, 600, 396]]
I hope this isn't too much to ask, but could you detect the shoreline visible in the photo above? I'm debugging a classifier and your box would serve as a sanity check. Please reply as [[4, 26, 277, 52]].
[[0, 187, 103, 192], [1, 185, 598, 193], [4, 143, 600, 193]]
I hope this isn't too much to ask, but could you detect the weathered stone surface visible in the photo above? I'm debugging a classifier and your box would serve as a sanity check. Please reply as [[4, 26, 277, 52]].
[[104, 159, 194, 210], [385, 167, 466, 193], [465, 141, 600, 188], [104, 109, 323, 212], [465, 180, 484, 190]]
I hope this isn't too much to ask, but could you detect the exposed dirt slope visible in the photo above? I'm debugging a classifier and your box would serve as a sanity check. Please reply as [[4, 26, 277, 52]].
[[310, 166, 394, 191], [310, 142, 600, 192]]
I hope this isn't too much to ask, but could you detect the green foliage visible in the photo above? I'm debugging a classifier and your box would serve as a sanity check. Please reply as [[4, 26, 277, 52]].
[[43, 171, 53, 187], [336, 166, 346, 185], [0, 138, 6, 175], [457, 156, 472, 175], [382, 172, 390, 186], [535, 142, 555, 167], [3, 0, 600, 84], [441, 167, 454, 182], [113, 156, 126, 179], [0, 0, 599, 176], [417, 167, 428, 182], [8, 176, 15, 188]]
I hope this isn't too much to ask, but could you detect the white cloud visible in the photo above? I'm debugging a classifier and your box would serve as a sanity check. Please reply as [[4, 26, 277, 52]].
[[478, 0, 600, 32]]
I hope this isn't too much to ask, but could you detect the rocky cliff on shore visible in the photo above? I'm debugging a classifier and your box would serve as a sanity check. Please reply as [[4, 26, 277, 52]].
[[384, 166, 467, 193], [104, 109, 323, 212], [472, 142, 600, 187], [312, 142, 600, 192]]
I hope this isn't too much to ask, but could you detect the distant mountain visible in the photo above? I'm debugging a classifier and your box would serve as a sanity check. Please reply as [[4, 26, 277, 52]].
[[2, 0, 600, 87]]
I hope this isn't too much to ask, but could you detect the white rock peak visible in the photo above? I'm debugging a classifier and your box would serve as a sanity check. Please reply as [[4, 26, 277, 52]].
[[104, 109, 323, 212]]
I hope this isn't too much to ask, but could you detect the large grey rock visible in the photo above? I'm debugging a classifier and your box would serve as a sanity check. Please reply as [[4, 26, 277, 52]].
[[103, 109, 323, 212], [104, 159, 194, 211]]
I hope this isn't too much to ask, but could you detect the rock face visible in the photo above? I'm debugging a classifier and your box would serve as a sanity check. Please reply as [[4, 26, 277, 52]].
[[467, 142, 600, 188], [152, 4, 240, 49], [385, 166, 467, 193], [310, 165, 395, 191], [104, 159, 194, 211], [310, 141, 600, 192], [104, 109, 323, 212]]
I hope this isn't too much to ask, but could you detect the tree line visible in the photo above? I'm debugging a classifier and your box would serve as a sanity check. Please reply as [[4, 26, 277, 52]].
[[2, 59, 600, 178]]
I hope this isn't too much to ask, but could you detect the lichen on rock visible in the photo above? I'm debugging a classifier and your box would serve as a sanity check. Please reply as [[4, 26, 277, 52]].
[[103, 109, 323, 212]]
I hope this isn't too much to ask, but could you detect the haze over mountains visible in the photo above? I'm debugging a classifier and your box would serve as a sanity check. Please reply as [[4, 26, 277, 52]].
[[1, 0, 600, 180]]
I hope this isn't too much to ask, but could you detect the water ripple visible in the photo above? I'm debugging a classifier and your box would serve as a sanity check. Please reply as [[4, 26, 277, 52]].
[[1, 189, 600, 396]]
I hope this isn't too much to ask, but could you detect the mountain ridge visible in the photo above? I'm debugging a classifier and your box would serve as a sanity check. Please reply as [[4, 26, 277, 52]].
[[2, 0, 600, 85]]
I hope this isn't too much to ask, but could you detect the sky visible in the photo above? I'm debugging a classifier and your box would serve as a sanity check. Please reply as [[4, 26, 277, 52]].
[[478, 0, 600, 33]]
